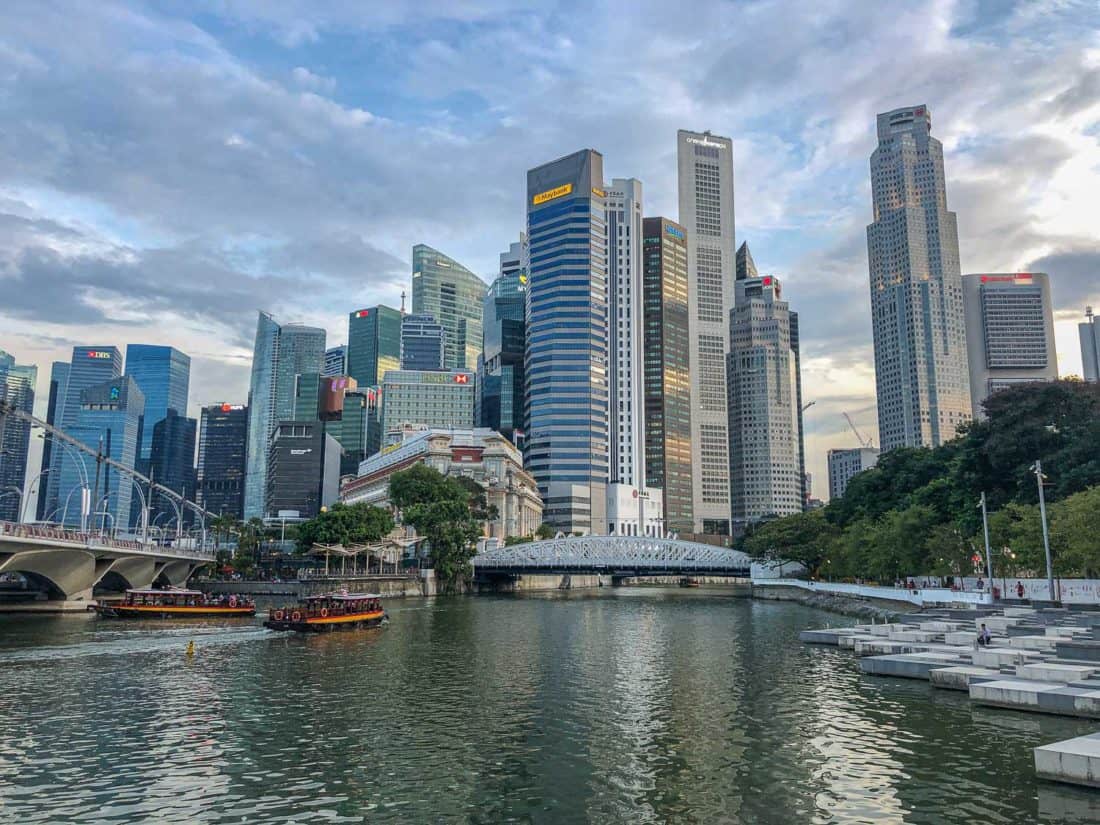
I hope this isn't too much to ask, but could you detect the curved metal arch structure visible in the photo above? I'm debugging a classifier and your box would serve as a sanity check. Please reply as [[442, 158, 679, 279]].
[[472, 536, 751, 576]]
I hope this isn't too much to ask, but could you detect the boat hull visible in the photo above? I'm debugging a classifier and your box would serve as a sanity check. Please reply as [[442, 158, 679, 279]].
[[96, 604, 256, 619], [264, 610, 386, 633]]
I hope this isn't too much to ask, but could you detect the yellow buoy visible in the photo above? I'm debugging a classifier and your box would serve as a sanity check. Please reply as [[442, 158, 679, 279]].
[[186, 640, 195, 656]]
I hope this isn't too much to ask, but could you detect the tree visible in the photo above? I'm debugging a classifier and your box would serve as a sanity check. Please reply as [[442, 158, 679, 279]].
[[536, 523, 555, 540], [295, 502, 394, 553], [742, 509, 836, 576], [1050, 487, 1100, 577], [389, 464, 482, 591]]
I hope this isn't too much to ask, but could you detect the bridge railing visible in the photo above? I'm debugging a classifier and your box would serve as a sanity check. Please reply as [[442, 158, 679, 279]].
[[472, 535, 751, 573], [0, 521, 214, 561]]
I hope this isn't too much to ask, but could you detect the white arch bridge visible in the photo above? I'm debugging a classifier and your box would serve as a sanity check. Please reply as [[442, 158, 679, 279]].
[[472, 536, 751, 578]]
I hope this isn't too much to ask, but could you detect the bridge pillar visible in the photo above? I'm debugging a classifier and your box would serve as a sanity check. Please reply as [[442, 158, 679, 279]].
[[154, 560, 206, 588], [0, 549, 97, 603], [94, 557, 157, 593]]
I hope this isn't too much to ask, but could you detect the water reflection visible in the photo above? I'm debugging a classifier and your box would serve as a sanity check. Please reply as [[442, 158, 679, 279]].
[[0, 591, 1095, 823]]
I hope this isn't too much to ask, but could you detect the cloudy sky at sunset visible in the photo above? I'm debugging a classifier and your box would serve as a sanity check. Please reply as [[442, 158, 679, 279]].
[[1, 0, 1097, 498]]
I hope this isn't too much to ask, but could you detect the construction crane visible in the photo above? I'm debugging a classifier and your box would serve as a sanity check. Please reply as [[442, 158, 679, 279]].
[[843, 412, 875, 449], [801, 400, 816, 413]]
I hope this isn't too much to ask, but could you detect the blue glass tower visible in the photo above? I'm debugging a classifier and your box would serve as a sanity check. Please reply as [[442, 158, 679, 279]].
[[124, 344, 191, 464], [36, 361, 70, 520], [0, 352, 36, 522], [525, 149, 609, 534], [478, 238, 527, 444], [57, 377, 144, 530]]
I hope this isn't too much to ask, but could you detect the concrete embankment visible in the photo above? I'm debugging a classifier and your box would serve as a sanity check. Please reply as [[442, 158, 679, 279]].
[[204, 575, 429, 599], [751, 583, 910, 621]]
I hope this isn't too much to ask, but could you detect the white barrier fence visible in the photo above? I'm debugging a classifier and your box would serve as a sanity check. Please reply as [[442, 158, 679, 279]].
[[954, 576, 1100, 605], [752, 578, 993, 607]]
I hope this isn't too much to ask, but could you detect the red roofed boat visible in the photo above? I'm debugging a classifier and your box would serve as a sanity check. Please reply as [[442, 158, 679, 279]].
[[264, 593, 386, 633], [95, 588, 256, 618]]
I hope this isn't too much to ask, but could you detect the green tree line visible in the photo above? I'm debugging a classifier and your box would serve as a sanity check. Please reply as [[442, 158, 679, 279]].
[[741, 381, 1100, 582]]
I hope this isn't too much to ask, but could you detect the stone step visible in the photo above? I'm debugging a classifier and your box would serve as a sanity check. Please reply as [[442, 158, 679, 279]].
[[971, 647, 1045, 668], [1035, 732, 1100, 788], [1015, 663, 1097, 683], [971, 679, 1100, 719], [860, 652, 966, 680], [1055, 640, 1100, 662], [929, 665, 1001, 691]]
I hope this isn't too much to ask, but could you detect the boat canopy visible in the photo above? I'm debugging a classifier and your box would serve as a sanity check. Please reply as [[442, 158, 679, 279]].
[[303, 593, 381, 601], [126, 588, 204, 596]]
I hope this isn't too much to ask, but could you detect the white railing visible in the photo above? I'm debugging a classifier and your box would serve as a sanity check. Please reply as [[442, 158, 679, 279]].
[[0, 521, 213, 560], [752, 578, 993, 606], [473, 535, 751, 573]]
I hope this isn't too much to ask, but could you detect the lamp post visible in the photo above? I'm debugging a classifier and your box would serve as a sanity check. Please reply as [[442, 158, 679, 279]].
[[978, 492, 994, 591], [20, 468, 50, 523], [1030, 460, 1056, 602]]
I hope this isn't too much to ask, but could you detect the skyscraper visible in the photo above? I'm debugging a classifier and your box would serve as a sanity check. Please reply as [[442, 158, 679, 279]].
[[379, 369, 476, 442], [525, 149, 609, 534], [324, 345, 347, 377], [1079, 307, 1099, 382], [478, 237, 528, 444], [346, 306, 401, 388], [0, 352, 36, 522], [827, 447, 880, 500], [58, 376, 144, 529], [677, 129, 734, 535], [44, 346, 122, 522], [243, 313, 326, 518], [867, 105, 971, 449], [642, 217, 693, 534], [962, 272, 1058, 416], [604, 178, 645, 489], [149, 409, 197, 526], [197, 403, 248, 519], [36, 361, 69, 520], [123, 344, 191, 466], [726, 271, 806, 523], [400, 313, 446, 371], [411, 244, 487, 371]]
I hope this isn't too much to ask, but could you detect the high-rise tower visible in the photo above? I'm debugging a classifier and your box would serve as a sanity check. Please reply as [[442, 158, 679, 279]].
[[1080, 307, 1099, 382], [867, 105, 971, 449], [347, 306, 401, 388], [411, 245, 487, 371], [0, 352, 36, 522], [677, 129, 734, 535], [478, 236, 528, 444], [525, 149, 609, 535], [124, 344, 191, 471]]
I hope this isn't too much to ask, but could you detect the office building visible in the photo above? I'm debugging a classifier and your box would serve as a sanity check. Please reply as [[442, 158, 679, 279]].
[[347, 306, 401, 388], [197, 403, 248, 519], [827, 447, 880, 501], [411, 244, 487, 371], [962, 272, 1058, 416], [243, 313, 326, 518], [57, 376, 143, 530], [525, 149, 610, 535], [736, 241, 758, 281], [604, 178, 646, 489], [265, 421, 341, 520], [727, 270, 806, 523], [44, 346, 122, 522], [1079, 307, 1099, 382], [400, 313, 446, 371], [478, 236, 527, 444], [123, 344, 190, 465], [677, 129, 734, 535], [363, 385, 384, 458], [342, 428, 542, 541], [35, 361, 69, 520], [149, 409, 197, 526], [0, 353, 36, 522], [642, 217, 694, 534], [867, 105, 971, 449], [380, 369, 475, 441], [324, 345, 347, 377]]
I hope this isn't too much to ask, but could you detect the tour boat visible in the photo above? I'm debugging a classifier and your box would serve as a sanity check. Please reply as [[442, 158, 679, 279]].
[[264, 593, 386, 633], [95, 587, 256, 618]]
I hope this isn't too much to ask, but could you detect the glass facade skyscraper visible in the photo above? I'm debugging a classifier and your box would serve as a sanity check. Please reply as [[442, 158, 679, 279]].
[[400, 313, 446, 371], [867, 105, 971, 449], [525, 149, 609, 534], [123, 344, 191, 465], [0, 352, 36, 522], [478, 237, 527, 444], [324, 345, 347, 378], [346, 306, 401, 388], [411, 244, 487, 371], [243, 313, 326, 518], [197, 403, 247, 519], [45, 346, 122, 522], [57, 376, 144, 529], [642, 217, 693, 533], [36, 361, 69, 520], [149, 409, 197, 527]]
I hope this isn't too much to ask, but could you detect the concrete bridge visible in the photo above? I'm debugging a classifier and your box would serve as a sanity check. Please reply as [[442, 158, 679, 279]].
[[0, 521, 213, 610], [472, 535, 751, 582]]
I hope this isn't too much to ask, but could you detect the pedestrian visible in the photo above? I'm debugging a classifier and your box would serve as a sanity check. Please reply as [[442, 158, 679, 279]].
[[977, 624, 992, 647], [1016, 581, 1025, 600]]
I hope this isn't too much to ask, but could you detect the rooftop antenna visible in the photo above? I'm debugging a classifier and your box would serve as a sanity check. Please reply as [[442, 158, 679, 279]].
[[401, 289, 407, 315], [1087, 305, 1094, 320]]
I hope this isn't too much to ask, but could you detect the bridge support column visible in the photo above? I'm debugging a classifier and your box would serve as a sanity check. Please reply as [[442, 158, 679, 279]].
[[0, 549, 97, 609]]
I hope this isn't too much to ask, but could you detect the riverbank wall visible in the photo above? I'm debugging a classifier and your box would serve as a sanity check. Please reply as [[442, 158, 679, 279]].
[[473, 573, 605, 593], [751, 583, 912, 621], [204, 574, 430, 599]]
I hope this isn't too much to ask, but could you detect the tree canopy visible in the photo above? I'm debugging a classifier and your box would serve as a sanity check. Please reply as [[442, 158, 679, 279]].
[[295, 502, 394, 553]]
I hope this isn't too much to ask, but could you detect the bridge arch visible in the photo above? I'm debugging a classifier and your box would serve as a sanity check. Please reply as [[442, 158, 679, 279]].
[[0, 549, 97, 601], [472, 535, 751, 576]]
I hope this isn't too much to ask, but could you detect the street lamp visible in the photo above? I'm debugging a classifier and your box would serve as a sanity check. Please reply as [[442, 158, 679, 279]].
[[1030, 460, 1056, 602], [20, 468, 50, 523]]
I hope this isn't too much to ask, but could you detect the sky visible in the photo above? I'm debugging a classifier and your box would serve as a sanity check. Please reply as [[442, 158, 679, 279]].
[[1, 0, 1098, 501]]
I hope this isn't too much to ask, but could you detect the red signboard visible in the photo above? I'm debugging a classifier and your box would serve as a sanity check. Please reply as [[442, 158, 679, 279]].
[[454, 374, 470, 384]]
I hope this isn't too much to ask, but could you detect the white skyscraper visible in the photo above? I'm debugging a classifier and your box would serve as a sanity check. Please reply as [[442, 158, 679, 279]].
[[677, 129, 734, 535], [962, 272, 1058, 416], [726, 272, 805, 523], [604, 178, 645, 488], [1080, 307, 1099, 382], [867, 105, 971, 450]]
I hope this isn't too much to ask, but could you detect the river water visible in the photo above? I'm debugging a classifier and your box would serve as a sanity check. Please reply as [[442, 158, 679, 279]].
[[1, 589, 1098, 824]]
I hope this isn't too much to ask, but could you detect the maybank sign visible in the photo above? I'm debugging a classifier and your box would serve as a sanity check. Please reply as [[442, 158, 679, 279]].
[[532, 183, 573, 205], [686, 135, 726, 149]]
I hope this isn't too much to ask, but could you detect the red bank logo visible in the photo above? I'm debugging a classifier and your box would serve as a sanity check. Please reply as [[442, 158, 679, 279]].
[[87, 351, 111, 360], [454, 374, 470, 384], [354, 309, 370, 318]]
